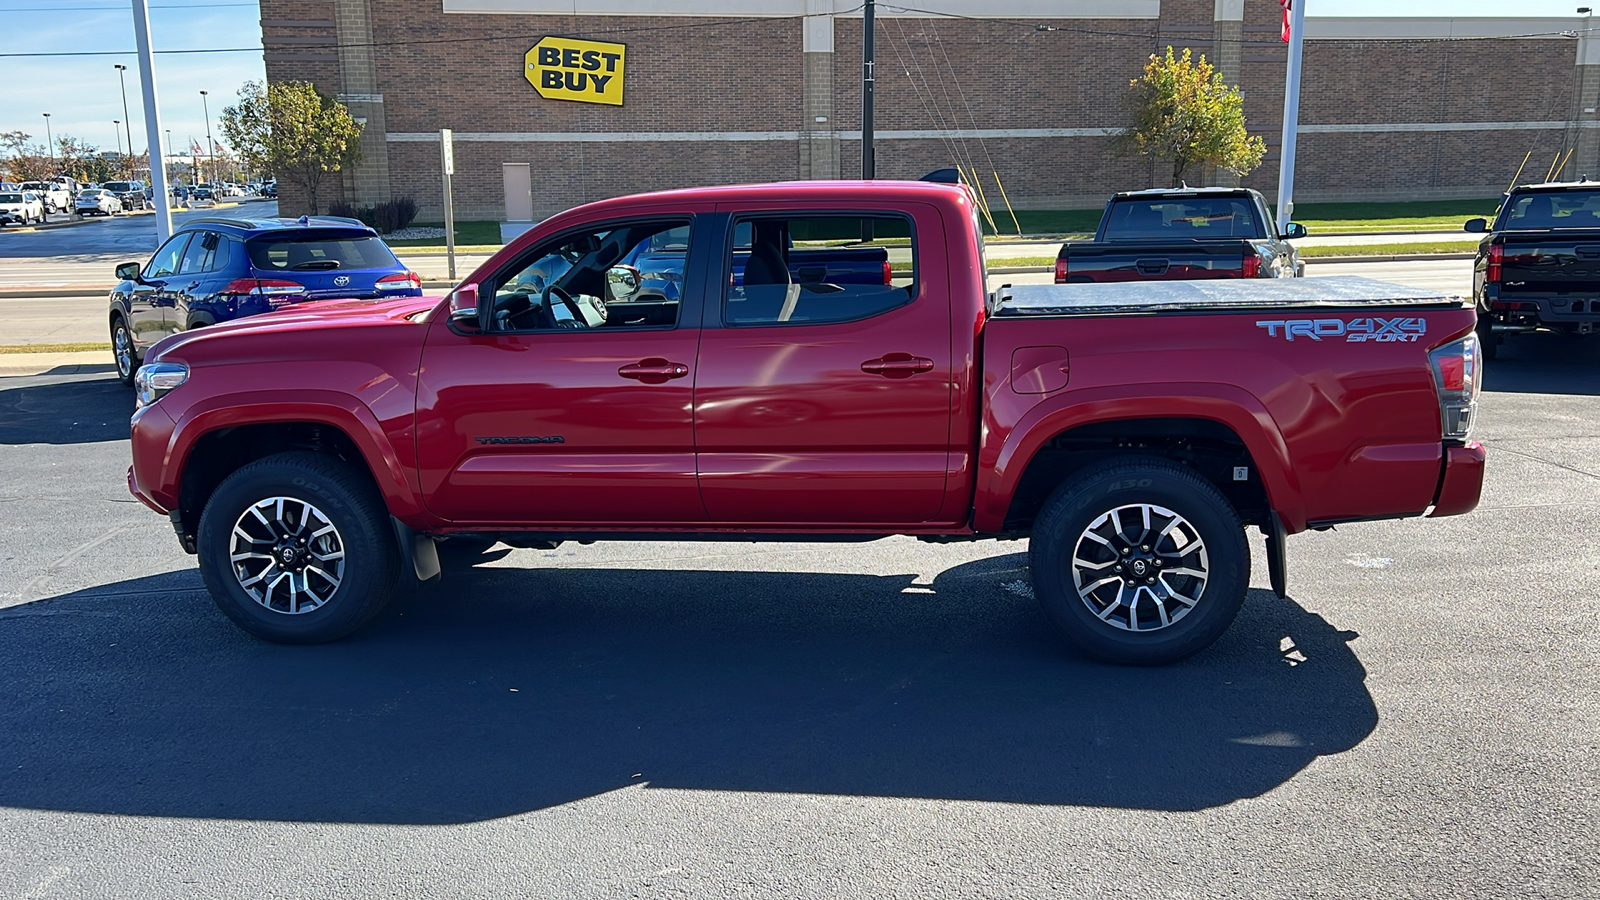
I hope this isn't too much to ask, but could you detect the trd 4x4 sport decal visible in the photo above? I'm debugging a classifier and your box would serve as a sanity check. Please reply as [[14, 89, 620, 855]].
[[1255, 317, 1427, 342]]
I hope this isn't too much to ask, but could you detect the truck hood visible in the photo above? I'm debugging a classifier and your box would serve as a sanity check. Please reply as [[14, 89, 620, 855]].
[[149, 294, 444, 364]]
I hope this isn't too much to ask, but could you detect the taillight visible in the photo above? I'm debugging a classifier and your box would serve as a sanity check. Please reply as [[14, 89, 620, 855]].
[[377, 271, 422, 291], [1054, 257, 1069, 284], [1428, 335, 1481, 441], [1242, 253, 1262, 278], [881, 261, 893, 285], [1485, 244, 1503, 283], [223, 277, 305, 297]]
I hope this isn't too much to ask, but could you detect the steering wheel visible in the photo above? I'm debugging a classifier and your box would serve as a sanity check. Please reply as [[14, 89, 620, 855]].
[[541, 284, 588, 329]]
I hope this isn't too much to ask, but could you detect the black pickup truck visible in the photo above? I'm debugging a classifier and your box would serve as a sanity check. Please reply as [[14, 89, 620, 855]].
[[1466, 181, 1600, 358], [1055, 187, 1305, 284]]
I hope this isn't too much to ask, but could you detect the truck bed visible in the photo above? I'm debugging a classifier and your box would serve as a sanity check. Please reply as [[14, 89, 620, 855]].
[[991, 276, 1466, 318]]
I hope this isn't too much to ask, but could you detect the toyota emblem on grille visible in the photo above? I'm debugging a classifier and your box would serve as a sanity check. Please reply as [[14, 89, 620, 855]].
[[333, 275, 350, 287]]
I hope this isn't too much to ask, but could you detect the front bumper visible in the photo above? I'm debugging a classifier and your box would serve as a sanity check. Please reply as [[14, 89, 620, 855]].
[[1428, 441, 1486, 518]]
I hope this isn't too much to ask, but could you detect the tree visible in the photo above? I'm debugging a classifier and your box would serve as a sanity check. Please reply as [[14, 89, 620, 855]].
[[222, 80, 362, 213], [1115, 47, 1266, 187], [1, 131, 55, 182]]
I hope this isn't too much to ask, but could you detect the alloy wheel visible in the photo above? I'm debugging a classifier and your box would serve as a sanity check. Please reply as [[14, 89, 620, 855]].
[[1069, 502, 1210, 632], [228, 496, 346, 615]]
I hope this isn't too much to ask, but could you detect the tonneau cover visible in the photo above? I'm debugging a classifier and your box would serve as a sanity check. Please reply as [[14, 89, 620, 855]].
[[990, 276, 1466, 317]]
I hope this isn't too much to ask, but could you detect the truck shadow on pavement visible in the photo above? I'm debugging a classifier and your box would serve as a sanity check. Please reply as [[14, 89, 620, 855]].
[[1483, 331, 1600, 395], [0, 553, 1377, 823], [0, 375, 132, 445]]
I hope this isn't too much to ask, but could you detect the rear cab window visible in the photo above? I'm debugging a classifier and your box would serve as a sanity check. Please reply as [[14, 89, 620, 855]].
[[1497, 190, 1600, 229], [722, 214, 916, 326], [247, 232, 399, 272], [1103, 196, 1264, 239]]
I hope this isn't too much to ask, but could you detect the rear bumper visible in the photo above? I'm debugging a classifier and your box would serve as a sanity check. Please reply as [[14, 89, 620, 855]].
[[1428, 441, 1486, 518]]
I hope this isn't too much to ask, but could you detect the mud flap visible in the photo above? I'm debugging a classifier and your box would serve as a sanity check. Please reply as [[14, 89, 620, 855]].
[[1261, 511, 1288, 599], [391, 516, 441, 582]]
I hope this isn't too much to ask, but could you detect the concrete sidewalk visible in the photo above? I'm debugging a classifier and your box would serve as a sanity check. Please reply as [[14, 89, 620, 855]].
[[0, 351, 115, 377]]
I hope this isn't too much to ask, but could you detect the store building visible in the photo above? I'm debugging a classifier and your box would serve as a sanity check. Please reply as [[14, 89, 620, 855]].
[[259, 0, 1600, 220]]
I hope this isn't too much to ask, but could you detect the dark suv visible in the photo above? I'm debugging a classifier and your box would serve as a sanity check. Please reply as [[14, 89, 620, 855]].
[[109, 216, 422, 384]]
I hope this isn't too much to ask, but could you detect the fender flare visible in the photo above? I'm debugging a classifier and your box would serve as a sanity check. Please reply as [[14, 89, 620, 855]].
[[974, 382, 1307, 533], [161, 388, 428, 523]]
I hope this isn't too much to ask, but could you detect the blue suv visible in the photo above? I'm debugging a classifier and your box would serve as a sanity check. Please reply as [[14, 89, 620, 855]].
[[109, 216, 422, 384]]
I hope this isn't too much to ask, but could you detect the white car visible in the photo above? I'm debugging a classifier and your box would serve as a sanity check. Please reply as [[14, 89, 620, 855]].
[[0, 190, 46, 226], [75, 189, 122, 217]]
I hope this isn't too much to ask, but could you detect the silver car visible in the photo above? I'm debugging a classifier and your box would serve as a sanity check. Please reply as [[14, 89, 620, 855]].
[[75, 189, 123, 217]]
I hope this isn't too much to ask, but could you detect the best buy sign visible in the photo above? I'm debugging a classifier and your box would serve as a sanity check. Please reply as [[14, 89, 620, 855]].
[[525, 37, 626, 106]]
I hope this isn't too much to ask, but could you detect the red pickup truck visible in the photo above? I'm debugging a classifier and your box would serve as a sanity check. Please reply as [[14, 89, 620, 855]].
[[126, 180, 1485, 665]]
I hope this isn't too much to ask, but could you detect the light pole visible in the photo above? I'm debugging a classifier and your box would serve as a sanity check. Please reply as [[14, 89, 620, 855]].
[[113, 120, 123, 161], [42, 112, 54, 172], [114, 64, 136, 176], [199, 89, 214, 185]]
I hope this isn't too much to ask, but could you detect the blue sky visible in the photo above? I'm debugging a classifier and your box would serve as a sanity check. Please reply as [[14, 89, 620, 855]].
[[0, 0, 1590, 161]]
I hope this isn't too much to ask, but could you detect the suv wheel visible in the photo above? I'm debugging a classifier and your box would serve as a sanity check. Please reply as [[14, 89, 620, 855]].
[[197, 451, 399, 643], [1029, 457, 1250, 665], [111, 317, 138, 386]]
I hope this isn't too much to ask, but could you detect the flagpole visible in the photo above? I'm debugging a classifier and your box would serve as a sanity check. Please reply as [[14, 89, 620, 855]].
[[1275, 0, 1307, 233]]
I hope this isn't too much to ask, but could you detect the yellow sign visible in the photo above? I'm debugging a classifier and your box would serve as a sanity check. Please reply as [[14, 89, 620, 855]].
[[525, 37, 626, 106]]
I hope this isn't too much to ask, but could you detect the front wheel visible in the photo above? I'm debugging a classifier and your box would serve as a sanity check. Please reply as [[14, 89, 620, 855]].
[[196, 451, 399, 643], [111, 317, 138, 386], [1029, 458, 1250, 665]]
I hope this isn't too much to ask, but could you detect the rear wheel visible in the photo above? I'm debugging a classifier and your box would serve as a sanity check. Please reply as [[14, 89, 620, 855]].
[[1029, 458, 1250, 665], [1476, 314, 1499, 360], [197, 451, 399, 643]]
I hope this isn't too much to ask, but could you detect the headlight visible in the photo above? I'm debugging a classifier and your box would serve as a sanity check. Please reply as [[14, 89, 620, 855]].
[[134, 361, 189, 408]]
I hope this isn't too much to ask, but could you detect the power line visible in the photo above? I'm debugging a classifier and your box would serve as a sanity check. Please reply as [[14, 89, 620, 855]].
[[0, 2, 255, 9]]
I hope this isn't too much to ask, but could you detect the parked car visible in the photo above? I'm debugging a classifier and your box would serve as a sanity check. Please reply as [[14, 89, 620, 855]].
[[102, 180, 148, 211], [108, 215, 422, 384], [0, 190, 45, 226], [1465, 179, 1600, 358], [191, 185, 215, 202], [1055, 187, 1305, 284], [124, 179, 1485, 663], [19, 180, 71, 214], [260, 182, 277, 199], [75, 189, 122, 217]]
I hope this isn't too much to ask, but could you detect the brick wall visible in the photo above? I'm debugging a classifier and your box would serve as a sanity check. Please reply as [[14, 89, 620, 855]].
[[259, 0, 1590, 219]]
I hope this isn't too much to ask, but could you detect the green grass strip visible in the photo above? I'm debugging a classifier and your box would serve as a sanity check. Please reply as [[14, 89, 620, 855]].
[[0, 342, 111, 354]]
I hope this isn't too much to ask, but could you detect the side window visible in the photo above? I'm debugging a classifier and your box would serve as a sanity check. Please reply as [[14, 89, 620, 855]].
[[178, 231, 216, 275], [145, 233, 191, 279], [207, 236, 234, 273], [723, 214, 915, 326], [488, 218, 691, 332]]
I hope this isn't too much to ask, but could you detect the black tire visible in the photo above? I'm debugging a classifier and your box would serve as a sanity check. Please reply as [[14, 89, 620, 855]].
[[196, 451, 399, 643], [1476, 314, 1499, 361], [110, 315, 139, 386], [1029, 457, 1250, 666]]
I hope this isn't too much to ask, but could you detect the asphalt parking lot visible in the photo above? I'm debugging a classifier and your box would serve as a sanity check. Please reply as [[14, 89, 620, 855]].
[[0, 326, 1595, 897]]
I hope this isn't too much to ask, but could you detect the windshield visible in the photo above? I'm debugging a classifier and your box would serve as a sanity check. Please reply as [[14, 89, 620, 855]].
[[1498, 190, 1600, 229], [247, 234, 399, 271], [1103, 196, 1264, 240], [0, 194, 22, 203], [103, 182, 132, 192], [78, 190, 100, 198]]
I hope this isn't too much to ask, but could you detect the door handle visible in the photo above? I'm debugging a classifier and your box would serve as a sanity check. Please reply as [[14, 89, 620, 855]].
[[618, 358, 690, 384], [861, 353, 935, 378], [184, 281, 201, 290]]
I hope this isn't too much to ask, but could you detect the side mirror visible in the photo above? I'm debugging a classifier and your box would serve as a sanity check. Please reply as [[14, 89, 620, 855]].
[[1463, 218, 1488, 233], [1284, 222, 1308, 240], [605, 265, 642, 302], [115, 261, 142, 282], [448, 283, 481, 330]]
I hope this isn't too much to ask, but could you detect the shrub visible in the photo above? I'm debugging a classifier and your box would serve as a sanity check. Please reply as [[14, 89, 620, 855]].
[[325, 196, 418, 234]]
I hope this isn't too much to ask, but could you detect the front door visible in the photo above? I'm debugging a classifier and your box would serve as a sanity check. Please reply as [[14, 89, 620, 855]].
[[131, 232, 190, 351], [693, 206, 955, 526], [415, 214, 710, 526]]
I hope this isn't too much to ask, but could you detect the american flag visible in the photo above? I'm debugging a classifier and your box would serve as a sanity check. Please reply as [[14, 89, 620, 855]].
[[1281, 0, 1292, 43]]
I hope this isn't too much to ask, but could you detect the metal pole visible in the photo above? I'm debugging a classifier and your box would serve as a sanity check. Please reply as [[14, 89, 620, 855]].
[[115, 64, 136, 175], [1275, 0, 1307, 233], [441, 128, 456, 281], [42, 113, 54, 172], [113, 121, 123, 165], [861, 0, 875, 179], [200, 90, 214, 186], [132, 0, 172, 242]]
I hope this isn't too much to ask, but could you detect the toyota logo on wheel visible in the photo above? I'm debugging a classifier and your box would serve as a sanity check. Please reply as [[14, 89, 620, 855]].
[[333, 275, 350, 287]]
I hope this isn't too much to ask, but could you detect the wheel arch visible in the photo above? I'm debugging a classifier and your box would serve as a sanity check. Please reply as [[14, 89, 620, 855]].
[[976, 386, 1305, 534]]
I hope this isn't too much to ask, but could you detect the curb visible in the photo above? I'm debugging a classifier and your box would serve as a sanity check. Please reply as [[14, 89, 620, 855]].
[[1307, 252, 1475, 264]]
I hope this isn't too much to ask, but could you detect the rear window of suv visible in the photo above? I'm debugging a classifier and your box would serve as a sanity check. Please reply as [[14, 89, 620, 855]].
[[246, 234, 400, 271], [0, 194, 22, 203]]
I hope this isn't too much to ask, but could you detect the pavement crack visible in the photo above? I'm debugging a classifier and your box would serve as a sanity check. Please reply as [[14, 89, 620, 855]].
[[1490, 445, 1600, 482]]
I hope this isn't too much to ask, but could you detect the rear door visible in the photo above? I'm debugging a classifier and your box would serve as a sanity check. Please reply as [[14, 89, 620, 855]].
[[172, 229, 234, 333], [693, 206, 955, 525]]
